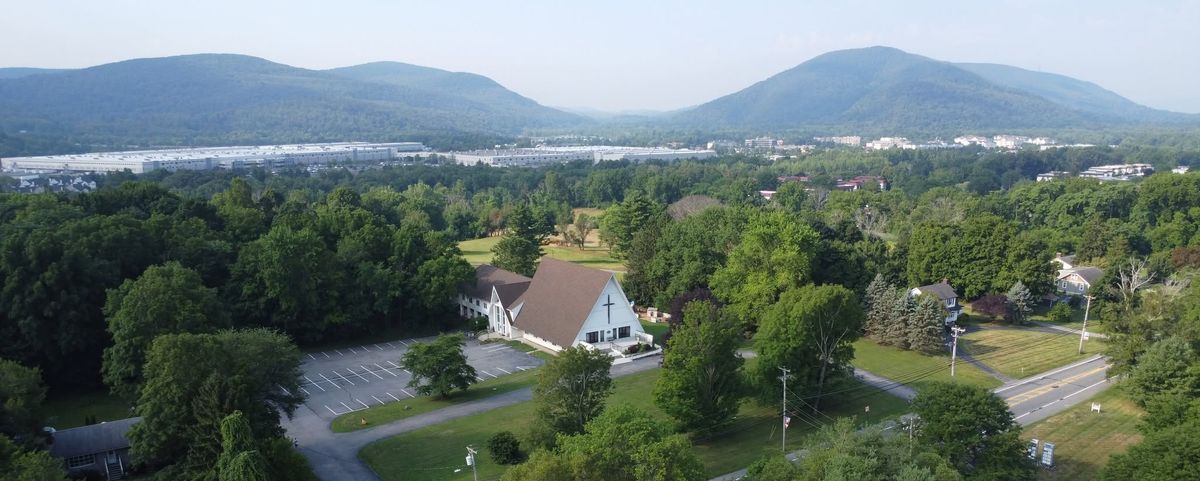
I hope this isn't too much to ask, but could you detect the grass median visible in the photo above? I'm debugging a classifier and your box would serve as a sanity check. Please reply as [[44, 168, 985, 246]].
[[359, 367, 909, 480], [1022, 385, 1143, 480], [330, 367, 539, 433]]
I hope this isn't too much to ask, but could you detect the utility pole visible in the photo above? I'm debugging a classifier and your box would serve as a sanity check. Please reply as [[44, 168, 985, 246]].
[[1078, 295, 1093, 354], [466, 446, 479, 481], [779, 366, 790, 453], [950, 326, 966, 378]]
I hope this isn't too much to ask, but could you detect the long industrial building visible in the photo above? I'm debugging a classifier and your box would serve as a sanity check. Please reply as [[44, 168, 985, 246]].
[[0, 142, 426, 174], [452, 146, 717, 167]]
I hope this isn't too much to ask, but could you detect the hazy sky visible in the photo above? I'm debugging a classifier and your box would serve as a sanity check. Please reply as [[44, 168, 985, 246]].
[[3, 0, 1198, 112]]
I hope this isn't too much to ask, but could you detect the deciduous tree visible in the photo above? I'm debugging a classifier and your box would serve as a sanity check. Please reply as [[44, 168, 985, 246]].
[[399, 334, 476, 399], [654, 300, 745, 434], [912, 382, 1035, 480], [530, 346, 613, 447]]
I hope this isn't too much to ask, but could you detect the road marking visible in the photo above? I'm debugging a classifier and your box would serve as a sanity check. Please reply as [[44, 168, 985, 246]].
[[357, 399, 370, 409], [386, 342, 397, 349], [386, 392, 401, 402], [495, 367, 512, 375], [476, 376, 486, 382], [1014, 378, 1109, 421], [374, 344, 384, 351], [387, 360, 402, 369], [372, 395, 385, 404], [331, 371, 355, 386], [322, 352, 330, 359], [399, 388, 415, 398], [340, 402, 355, 412], [399, 340, 409, 347], [325, 405, 339, 415], [279, 385, 291, 395], [319, 373, 344, 388], [307, 353, 315, 360], [480, 371, 497, 379], [363, 365, 386, 380], [347, 369, 371, 383], [375, 363, 398, 376], [995, 355, 1105, 393], [304, 376, 327, 392], [335, 349, 344, 356], [484, 345, 509, 352], [1006, 365, 1108, 406], [300, 387, 310, 396]]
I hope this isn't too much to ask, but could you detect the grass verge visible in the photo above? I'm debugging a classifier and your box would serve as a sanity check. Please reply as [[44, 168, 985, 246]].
[[851, 339, 1003, 391], [44, 390, 133, 429], [359, 368, 909, 480], [960, 328, 1106, 380], [640, 320, 669, 346], [1022, 385, 1143, 481], [331, 368, 539, 433]]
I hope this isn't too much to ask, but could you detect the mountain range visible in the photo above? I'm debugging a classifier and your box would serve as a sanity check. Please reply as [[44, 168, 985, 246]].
[[0, 47, 1195, 156]]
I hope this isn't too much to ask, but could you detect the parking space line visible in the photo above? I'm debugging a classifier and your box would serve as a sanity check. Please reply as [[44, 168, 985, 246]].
[[495, 367, 512, 375], [475, 375, 485, 382], [374, 344, 383, 351], [399, 388, 415, 398], [340, 402, 354, 412], [515, 366, 528, 371], [363, 365, 386, 380], [335, 349, 344, 356], [307, 353, 315, 360], [386, 342, 396, 349], [387, 360, 401, 368], [357, 399, 370, 409], [304, 376, 327, 392], [279, 385, 292, 395], [330, 371, 355, 386], [348, 346, 359, 354], [300, 387, 310, 396], [375, 363, 399, 376], [322, 352, 330, 359], [386, 392, 401, 402], [347, 368, 371, 383], [371, 395, 385, 404], [399, 340, 408, 346], [319, 373, 344, 388], [480, 371, 497, 379], [325, 405, 339, 415]]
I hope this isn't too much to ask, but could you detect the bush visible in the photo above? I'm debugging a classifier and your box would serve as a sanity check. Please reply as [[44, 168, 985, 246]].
[[1046, 302, 1073, 324], [971, 295, 1007, 319], [487, 431, 523, 465], [469, 315, 489, 333]]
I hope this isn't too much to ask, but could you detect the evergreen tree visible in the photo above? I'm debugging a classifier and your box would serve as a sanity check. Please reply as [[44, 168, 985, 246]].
[[863, 274, 894, 339], [884, 290, 914, 349], [909, 295, 947, 353], [216, 411, 255, 475], [1005, 281, 1033, 325], [492, 203, 544, 277]]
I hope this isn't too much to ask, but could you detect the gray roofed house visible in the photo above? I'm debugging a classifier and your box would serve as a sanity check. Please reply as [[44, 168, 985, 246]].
[[49, 417, 140, 480], [910, 280, 961, 326], [1057, 265, 1104, 296], [456, 263, 532, 320]]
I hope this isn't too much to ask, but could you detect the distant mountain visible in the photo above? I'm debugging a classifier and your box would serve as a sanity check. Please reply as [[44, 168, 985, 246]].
[[0, 67, 69, 79], [676, 46, 1196, 132], [0, 54, 582, 155]]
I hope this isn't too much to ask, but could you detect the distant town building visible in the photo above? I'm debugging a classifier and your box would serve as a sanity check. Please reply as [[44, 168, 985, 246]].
[[744, 137, 780, 149], [814, 136, 862, 146], [836, 175, 889, 191], [1173, 166, 1191, 174], [954, 135, 994, 148], [777, 175, 810, 183], [1079, 163, 1154, 180], [864, 137, 911, 150], [452, 146, 716, 167], [1, 142, 425, 174], [1036, 171, 1071, 182], [992, 135, 1030, 149]]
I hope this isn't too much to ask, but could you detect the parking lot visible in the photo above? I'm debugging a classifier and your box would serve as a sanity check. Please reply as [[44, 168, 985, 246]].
[[295, 337, 544, 419]]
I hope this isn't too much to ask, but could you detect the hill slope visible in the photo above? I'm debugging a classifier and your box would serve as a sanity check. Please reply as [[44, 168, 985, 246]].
[[676, 46, 1194, 132], [0, 54, 581, 155], [0, 67, 69, 79]]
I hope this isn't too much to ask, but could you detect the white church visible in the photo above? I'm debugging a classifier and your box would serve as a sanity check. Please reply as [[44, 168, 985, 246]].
[[458, 258, 653, 357]]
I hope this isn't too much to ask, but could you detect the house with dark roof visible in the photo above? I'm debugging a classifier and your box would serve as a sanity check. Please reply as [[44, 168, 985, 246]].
[[910, 280, 961, 326], [457, 264, 531, 325], [463, 258, 652, 357], [1053, 254, 1104, 296], [48, 417, 140, 480]]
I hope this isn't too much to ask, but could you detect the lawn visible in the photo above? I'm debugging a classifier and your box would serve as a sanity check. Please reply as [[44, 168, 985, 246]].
[[960, 328, 1106, 380], [331, 367, 541, 432], [458, 237, 626, 272], [851, 339, 1003, 392], [640, 320, 669, 346], [1022, 386, 1144, 481], [359, 368, 910, 480], [44, 390, 133, 429], [1030, 302, 1108, 334]]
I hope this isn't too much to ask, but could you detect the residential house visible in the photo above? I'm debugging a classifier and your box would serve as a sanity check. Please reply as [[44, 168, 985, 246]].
[[463, 258, 653, 358], [49, 417, 140, 480], [910, 280, 962, 326], [457, 264, 530, 321], [1053, 255, 1104, 296]]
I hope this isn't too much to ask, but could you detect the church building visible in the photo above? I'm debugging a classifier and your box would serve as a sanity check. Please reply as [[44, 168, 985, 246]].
[[461, 258, 651, 355]]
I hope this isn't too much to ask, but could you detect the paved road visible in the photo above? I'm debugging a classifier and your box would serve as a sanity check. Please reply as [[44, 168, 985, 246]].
[[286, 349, 662, 481], [709, 355, 1113, 481]]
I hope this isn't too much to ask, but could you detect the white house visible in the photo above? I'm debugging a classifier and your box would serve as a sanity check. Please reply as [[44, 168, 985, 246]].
[[1053, 255, 1103, 296], [457, 264, 530, 321], [910, 280, 961, 326], [462, 259, 652, 358]]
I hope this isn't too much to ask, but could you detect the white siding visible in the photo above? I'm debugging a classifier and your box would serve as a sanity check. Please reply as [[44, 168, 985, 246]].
[[571, 277, 645, 347]]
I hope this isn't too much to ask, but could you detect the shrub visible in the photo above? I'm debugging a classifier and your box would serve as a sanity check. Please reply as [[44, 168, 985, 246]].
[[971, 295, 1007, 319], [1046, 302, 1073, 324], [487, 431, 523, 465]]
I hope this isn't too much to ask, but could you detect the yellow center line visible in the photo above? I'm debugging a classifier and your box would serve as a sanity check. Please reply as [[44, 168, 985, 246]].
[[1005, 365, 1108, 406]]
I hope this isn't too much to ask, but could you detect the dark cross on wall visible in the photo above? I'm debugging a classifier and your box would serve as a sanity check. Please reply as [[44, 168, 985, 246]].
[[603, 295, 615, 323]]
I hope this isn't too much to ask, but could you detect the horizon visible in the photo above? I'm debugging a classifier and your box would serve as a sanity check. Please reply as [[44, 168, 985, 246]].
[[2, 0, 1197, 114]]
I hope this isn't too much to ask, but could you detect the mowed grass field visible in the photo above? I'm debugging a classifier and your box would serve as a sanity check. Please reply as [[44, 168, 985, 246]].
[[960, 328, 1106, 380], [44, 390, 133, 429], [851, 339, 1003, 392], [359, 368, 910, 480], [458, 236, 626, 272], [1022, 386, 1144, 481]]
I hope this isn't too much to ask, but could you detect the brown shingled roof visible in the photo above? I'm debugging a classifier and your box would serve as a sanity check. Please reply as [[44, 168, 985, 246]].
[[513, 258, 614, 349], [464, 264, 531, 300]]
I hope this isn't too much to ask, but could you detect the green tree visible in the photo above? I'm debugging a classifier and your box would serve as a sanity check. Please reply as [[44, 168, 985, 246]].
[[102, 262, 229, 400], [883, 291, 915, 349], [486, 431, 523, 465], [1126, 337, 1200, 406], [216, 411, 255, 475], [711, 211, 819, 331], [399, 334, 476, 399], [653, 300, 745, 434], [0, 360, 46, 444], [492, 203, 544, 277], [211, 178, 266, 243], [598, 190, 665, 260], [1004, 281, 1032, 325], [909, 295, 947, 353], [863, 274, 895, 340], [1102, 418, 1200, 481], [530, 346, 614, 447], [0, 435, 65, 481], [1045, 302, 1072, 324], [219, 450, 268, 481], [229, 226, 337, 342], [912, 382, 1035, 480], [753, 285, 863, 410], [128, 329, 303, 474]]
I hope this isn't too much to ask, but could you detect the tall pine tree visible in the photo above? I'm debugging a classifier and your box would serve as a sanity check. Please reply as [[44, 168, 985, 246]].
[[883, 290, 914, 349], [863, 274, 894, 339], [908, 295, 946, 353]]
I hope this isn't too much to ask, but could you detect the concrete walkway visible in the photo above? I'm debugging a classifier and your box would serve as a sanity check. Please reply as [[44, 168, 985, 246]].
[[288, 355, 662, 481]]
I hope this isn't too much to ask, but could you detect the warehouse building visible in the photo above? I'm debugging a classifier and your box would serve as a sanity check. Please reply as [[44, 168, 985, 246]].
[[1, 142, 425, 174], [451, 146, 716, 167]]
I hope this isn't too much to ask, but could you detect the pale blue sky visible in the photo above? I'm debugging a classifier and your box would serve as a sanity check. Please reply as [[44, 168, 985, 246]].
[[3, 0, 1197, 112]]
